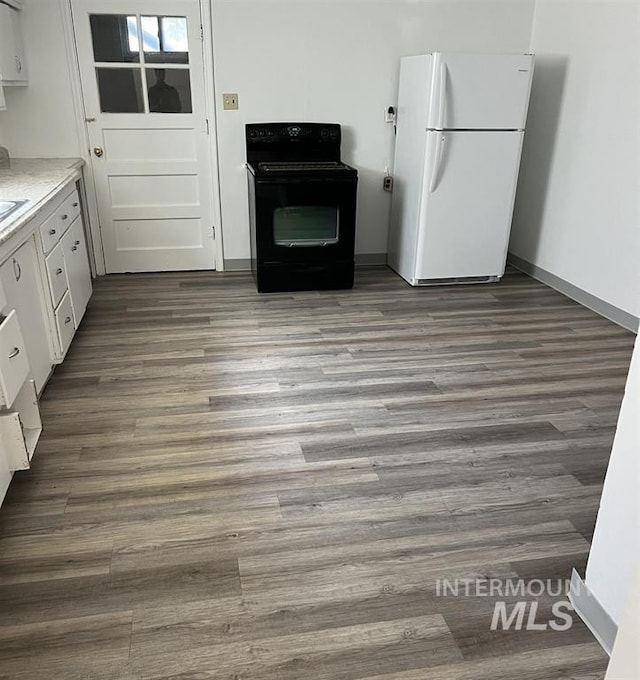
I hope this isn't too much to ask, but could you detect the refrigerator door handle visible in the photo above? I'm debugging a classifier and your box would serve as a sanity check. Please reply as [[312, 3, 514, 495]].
[[437, 61, 447, 130], [429, 134, 446, 193]]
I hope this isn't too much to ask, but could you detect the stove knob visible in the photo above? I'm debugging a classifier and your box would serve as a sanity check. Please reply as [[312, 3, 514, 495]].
[[249, 130, 256, 138]]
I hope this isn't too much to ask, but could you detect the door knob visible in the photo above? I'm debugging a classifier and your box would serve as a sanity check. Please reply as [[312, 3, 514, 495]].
[[93, 146, 104, 157]]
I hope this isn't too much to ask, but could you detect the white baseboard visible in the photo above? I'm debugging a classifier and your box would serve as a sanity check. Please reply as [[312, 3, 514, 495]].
[[508, 254, 638, 333], [569, 569, 618, 655]]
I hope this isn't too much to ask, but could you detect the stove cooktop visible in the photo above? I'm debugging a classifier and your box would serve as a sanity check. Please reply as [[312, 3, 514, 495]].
[[258, 162, 351, 172], [248, 160, 357, 180]]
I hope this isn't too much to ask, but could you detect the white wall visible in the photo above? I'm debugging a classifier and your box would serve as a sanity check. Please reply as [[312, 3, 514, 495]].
[[605, 567, 640, 678], [1, 0, 535, 264], [212, 0, 535, 262], [0, 0, 81, 158], [585, 334, 640, 626], [511, 0, 640, 319]]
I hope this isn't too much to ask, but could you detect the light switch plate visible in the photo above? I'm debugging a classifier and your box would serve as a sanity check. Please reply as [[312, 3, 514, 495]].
[[222, 93, 238, 110]]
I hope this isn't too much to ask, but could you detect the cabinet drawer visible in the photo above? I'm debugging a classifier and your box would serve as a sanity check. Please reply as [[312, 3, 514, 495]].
[[0, 309, 29, 408], [59, 189, 81, 229], [39, 211, 61, 254], [0, 380, 41, 472], [39, 188, 81, 254], [45, 241, 68, 308], [55, 291, 75, 356]]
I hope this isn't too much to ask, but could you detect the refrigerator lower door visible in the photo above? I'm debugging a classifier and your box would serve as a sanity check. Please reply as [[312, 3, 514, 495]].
[[414, 130, 524, 282]]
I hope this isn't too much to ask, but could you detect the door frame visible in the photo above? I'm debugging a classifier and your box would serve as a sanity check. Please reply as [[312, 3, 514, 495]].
[[58, 0, 225, 275]]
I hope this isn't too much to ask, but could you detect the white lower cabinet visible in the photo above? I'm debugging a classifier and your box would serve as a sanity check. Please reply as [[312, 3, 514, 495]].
[[61, 217, 92, 325], [36, 186, 92, 359], [0, 176, 93, 506], [0, 237, 53, 392]]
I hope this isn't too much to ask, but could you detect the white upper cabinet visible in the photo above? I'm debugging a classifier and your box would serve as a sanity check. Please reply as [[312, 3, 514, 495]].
[[0, 3, 27, 85]]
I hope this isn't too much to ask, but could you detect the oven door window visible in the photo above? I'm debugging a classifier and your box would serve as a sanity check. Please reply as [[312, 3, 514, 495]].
[[273, 206, 339, 247]]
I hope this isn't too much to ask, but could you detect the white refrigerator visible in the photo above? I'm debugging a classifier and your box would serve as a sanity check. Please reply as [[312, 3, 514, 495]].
[[388, 53, 534, 285]]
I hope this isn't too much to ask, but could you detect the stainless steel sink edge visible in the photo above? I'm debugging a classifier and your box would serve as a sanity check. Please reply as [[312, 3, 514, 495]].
[[0, 199, 29, 223]]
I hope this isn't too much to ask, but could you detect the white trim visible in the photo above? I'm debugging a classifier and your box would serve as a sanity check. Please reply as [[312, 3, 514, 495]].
[[200, 0, 224, 270], [59, 0, 106, 276], [569, 569, 618, 656], [508, 253, 639, 333]]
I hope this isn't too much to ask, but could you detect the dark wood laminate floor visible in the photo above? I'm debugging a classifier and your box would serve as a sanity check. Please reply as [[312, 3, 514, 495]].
[[0, 267, 634, 679]]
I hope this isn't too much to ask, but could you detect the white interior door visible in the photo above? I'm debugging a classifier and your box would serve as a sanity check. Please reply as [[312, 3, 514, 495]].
[[415, 130, 524, 280], [72, 0, 216, 273]]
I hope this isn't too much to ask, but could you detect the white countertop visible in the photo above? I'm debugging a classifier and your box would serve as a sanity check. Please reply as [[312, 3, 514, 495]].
[[0, 158, 84, 247]]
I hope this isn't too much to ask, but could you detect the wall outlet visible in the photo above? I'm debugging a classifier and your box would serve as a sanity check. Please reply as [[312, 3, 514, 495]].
[[222, 93, 239, 110], [383, 175, 393, 192]]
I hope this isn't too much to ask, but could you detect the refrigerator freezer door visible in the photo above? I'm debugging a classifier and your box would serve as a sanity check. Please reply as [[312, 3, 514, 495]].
[[427, 53, 534, 131], [415, 130, 524, 281]]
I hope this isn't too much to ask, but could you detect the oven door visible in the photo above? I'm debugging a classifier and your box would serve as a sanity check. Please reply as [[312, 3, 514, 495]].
[[254, 177, 357, 263]]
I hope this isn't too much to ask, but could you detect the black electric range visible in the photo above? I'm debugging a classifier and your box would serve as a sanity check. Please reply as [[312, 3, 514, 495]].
[[246, 123, 358, 293]]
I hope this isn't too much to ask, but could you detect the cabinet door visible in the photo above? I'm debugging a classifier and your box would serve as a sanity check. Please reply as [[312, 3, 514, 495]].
[[0, 239, 53, 393], [61, 218, 92, 325], [0, 440, 10, 505], [44, 241, 69, 308], [0, 309, 30, 408], [0, 4, 27, 84]]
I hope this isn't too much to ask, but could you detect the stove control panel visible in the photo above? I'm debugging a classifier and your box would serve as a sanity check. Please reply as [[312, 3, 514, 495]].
[[247, 123, 340, 143], [246, 123, 342, 163]]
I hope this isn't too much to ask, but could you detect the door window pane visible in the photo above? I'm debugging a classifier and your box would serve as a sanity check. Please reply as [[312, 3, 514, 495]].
[[90, 14, 139, 62], [147, 69, 192, 113], [273, 206, 339, 246], [96, 68, 144, 113], [161, 17, 189, 52], [141, 16, 161, 51], [142, 16, 189, 64]]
